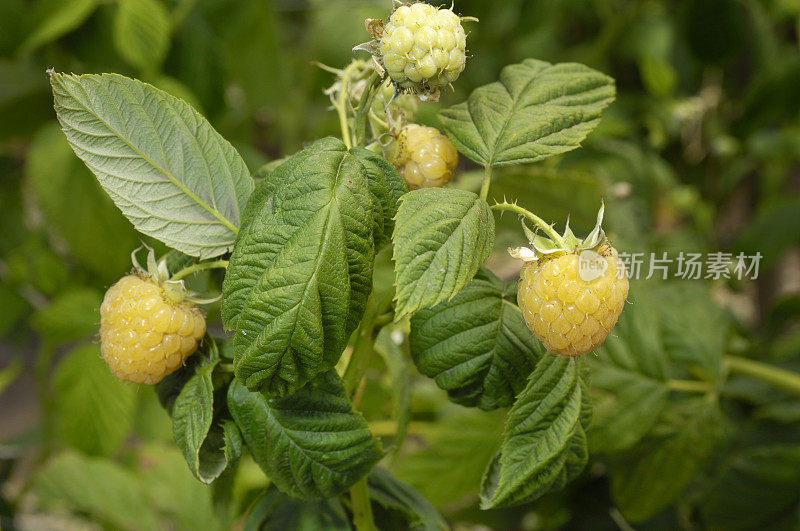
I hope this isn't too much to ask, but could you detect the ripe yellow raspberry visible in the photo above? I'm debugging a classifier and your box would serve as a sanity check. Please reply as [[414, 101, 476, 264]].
[[516, 243, 629, 357], [99, 275, 205, 384], [379, 2, 468, 92], [385, 124, 458, 189]]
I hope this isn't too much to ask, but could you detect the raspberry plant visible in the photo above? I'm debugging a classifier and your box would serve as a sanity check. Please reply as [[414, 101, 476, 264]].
[[21, 0, 798, 529]]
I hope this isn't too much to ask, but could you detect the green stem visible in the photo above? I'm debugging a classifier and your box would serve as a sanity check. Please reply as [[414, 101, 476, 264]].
[[666, 379, 712, 393], [353, 72, 380, 147], [491, 202, 568, 248], [725, 355, 800, 396], [170, 260, 229, 281], [479, 164, 493, 201], [344, 295, 378, 395], [337, 71, 353, 149], [349, 477, 376, 531]]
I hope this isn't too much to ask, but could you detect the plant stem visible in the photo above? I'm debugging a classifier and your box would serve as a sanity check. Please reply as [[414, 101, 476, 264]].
[[344, 295, 378, 395], [349, 477, 376, 531], [666, 379, 712, 393], [491, 202, 569, 248], [479, 164, 493, 201], [337, 71, 353, 149], [353, 71, 380, 147], [170, 260, 229, 281], [725, 355, 800, 396]]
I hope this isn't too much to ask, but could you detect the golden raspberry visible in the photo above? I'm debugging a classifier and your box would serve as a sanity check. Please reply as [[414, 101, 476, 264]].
[[379, 2, 467, 91], [385, 124, 458, 189], [99, 275, 205, 384], [516, 244, 629, 357]]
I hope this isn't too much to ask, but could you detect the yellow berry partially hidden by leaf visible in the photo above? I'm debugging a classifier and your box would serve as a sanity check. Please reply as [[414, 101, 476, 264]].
[[385, 124, 458, 189], [100, 275, 205, 384], [517, 243, 629, 357]]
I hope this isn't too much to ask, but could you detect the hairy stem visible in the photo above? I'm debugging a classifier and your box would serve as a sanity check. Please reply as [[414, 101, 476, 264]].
[[170, 259, 229, 281], [479, 164, 493, 201], [353, 71, 380, 147], [349, 477, 376, 531], [725, 355, 800, 396], [491, 202, 569, 248]]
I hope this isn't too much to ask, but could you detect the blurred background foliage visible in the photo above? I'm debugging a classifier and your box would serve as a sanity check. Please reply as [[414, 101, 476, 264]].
[[1, 0, 800, 529]]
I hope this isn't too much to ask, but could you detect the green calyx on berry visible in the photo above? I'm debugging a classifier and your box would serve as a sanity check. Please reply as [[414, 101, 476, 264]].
[[509, 202, 608, 262], [130, 244, 220, 305], [357, 1, 476, 101]]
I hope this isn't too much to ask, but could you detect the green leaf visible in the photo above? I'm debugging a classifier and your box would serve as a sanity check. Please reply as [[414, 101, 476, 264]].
[[395, 409, 504, 507], [222, 138, 375, 396], [138, 443, 223, 531], [367, 467, 448, 531], [439, 59, 615, 168], [228, 370, 382, 499], [171, 344, 222, 484], [26, 123, 139, 280], [243, 485, 350, 531], [480, 355, 587, 509], [350, 147, 407, 249], [393, 188, 495, 319], [409, 268, 542, 410], [52, 345, 137, 456], [610, 397, 724, 523], [700, 445, 800, 530], [18, 0, 97, 53], [588, 290, 671, 452], [34, 451, 160, 531], [114, 0, 172, 72], [50, 72, 254, 258], [652, 282, 728, 380], [31, 288, 101, 345]]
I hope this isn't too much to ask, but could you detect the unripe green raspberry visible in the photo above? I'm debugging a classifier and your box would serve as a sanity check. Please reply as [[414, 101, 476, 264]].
[[379, 2, 468, 92], [100, 274, 205, 384], [516, 243, 629, 357], [385, 124, 458, 189]]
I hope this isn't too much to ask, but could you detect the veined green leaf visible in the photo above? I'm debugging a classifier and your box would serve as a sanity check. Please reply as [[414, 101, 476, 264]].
[[243, 486, 350, 531], [223, 138, 375, 396], [480, 355, 587, 509], [589, 289, 671, 453], [52, 345, 136, 457], [114, 0, 171, 72], [367, 467, 448, 531], [393, 188, 494, 319], [409, 268, 542, 410], [50, 72, 253, 258], [350, 147, 407, 249], [228, 371, 382, 499], [610, 397, 724, 523], [439, 59, 615, 168]]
